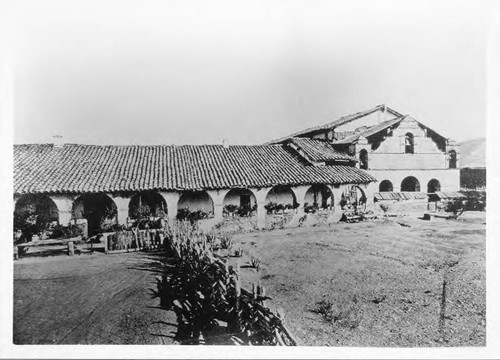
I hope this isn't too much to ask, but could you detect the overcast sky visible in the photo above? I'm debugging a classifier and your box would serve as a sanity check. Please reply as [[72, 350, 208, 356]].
[[4, 0, 488, 145]]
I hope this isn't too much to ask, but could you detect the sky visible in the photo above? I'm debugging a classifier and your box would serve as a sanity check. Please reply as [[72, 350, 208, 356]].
[[3, 0, 489, 145]]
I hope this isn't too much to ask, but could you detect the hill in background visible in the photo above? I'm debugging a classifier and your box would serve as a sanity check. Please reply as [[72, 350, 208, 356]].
[[460, 138, 485, 168]]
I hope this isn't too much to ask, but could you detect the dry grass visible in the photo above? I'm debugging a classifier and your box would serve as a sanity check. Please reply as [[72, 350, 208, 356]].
[[230, 212, 486, 346]]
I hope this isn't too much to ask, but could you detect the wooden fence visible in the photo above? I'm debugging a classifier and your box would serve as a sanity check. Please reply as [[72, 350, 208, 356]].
[[102, 229, 166, 253]]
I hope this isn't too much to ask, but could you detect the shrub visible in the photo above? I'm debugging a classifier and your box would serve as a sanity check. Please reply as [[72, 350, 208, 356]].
[[205, 231, 217, 244], [13, 209, 53, 243], [48, 224, 84, 239], [312, 297, 362, 329], [220, 233, 233, 250], [250, 256, 262, 270], [444, 199, 465, 215], [264, 202, 277, 214], [224, 204, 238, 215], [304, 202, 318, 214], [233, 247, 243, 257], [176, 208, 191, 221], [177, 208, 209, 223], [236, 204, 257, 217]]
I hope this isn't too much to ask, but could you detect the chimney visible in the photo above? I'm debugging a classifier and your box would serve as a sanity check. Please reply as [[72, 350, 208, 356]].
[[222, 139, 229, 149], [53, 134, 64, 148]]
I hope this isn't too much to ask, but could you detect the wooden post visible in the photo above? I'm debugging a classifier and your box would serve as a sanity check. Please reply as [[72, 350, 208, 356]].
[[104, 235, 108, 254], [68, 241, 74, 256]]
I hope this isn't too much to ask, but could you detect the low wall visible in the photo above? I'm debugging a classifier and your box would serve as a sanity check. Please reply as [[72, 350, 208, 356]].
[[374, 199, 428, 215]]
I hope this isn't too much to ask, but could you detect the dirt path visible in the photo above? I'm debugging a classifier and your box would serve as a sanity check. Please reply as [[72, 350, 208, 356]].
[[14, 252, 178, 344]]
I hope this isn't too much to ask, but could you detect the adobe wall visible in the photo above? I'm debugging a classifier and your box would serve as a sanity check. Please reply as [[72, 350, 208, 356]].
[[367, 117, 449, 170], [370, 169, 460, 192]]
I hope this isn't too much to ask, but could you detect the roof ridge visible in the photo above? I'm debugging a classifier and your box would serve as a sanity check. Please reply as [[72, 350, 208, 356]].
[[264, 104, 403, 145], [13, 143, 286, 148]]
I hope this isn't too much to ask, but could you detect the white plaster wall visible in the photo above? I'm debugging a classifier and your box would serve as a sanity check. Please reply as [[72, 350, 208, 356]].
[[368, 153, 447, 169], [370, 169, 460, 192], [365, 118, 448, 170]]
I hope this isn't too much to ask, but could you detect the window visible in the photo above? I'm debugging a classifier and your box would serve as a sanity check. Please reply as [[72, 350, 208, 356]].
[[405, 133, 414, 154], [448, 150, 457, 169], [401, 176, 420, 192], [359, 149, 368, 170], [427, 179, 441, 193], [379, 180, 393, 192]]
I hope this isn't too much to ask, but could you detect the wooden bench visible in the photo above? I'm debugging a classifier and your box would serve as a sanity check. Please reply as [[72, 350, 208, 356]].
[[16, 236, 82, 258]]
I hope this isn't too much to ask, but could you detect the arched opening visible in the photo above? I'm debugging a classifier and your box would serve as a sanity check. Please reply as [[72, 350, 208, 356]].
[[14, 194, 59, 241], [177, 191, 214, 220], [223, 188, 257, 217], [72, 194, 117, 235], [405, 133, 414, 154], [427, 179, 441, 193], [379, 180, 394, 192], [359, 149, 369, 170], [304, 184, 334, 212], [340, 185, 367, 211], [265, 185, 297, 213], [448, 150, 457, 169], [264, 185, 298, 229], [401, 176, 421, 192], [14, 194, 59, 222], [129, 191, 167, 219]]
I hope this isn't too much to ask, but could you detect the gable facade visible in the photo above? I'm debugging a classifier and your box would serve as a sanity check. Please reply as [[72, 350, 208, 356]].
[[268, 105, 461, 194]]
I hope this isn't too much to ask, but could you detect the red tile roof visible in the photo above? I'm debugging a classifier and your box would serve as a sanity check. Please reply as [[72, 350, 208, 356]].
[[14, 144, 376, 195], [265, 104, 403, 144], [374, 192, 429, 201], [332, 116, 404, 145], [289, 138, 356, 162]]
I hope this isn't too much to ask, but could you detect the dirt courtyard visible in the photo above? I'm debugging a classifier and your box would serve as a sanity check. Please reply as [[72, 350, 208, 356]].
[[14, 212, 486, 346], [232, 212, 486, 346], [14, 252, 178, 344]]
